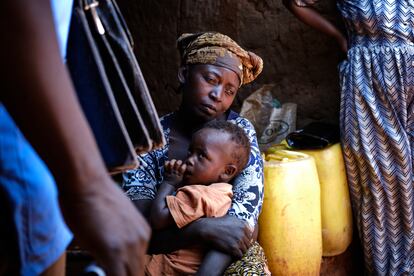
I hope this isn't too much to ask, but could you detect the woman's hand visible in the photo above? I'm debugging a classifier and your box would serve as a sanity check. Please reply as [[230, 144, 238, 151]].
[[164, 159, 187, 187], [198, 215, 253, 258], [147, 215, 252, 257]]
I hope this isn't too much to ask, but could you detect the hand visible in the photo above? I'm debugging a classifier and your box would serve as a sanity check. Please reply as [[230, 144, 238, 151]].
[[198, 215, 252, 258], [61, 178, 151, 276], [164, 159, 187, 187]]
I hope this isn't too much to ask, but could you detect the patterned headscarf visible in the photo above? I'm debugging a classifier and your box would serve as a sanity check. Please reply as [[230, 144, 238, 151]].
[[177, 32, 263, 86]]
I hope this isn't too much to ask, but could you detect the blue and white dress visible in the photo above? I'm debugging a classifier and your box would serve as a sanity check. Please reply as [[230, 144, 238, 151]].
[[294, 0, 414, 274], [122, 110, 264, 228]]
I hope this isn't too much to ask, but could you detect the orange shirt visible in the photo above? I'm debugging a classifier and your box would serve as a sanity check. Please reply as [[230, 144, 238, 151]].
[[145, 183, 233, 275]]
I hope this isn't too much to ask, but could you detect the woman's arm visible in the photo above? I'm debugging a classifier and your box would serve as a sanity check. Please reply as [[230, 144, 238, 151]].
[[131, 191, 251, 257], [148, 215, 251, 257], [282, 0, 347, 52], [123, 123, 251, 256], [229, 117, 264, 228], [122, 146, 168, 219]]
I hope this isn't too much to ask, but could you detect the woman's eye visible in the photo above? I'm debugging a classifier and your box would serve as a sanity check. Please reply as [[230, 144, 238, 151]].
[[205, 75, 217, 84], [198, 153, 205, 159], [225, 89, 235, 96]]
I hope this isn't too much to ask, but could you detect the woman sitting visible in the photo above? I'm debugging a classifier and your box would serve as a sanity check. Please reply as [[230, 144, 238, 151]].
[[146, 121, 255, 275], [122, 32, 267, 275]]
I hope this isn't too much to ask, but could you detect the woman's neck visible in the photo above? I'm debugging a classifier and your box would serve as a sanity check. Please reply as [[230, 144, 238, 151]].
[[174, 106, 228, 137], [174, 109, 205, 135], [169, 108, 228, 160]]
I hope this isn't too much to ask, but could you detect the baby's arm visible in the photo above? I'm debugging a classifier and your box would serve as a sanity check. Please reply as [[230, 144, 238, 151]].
[[197, 250, 233, 276], [149, 159, 186, 230]]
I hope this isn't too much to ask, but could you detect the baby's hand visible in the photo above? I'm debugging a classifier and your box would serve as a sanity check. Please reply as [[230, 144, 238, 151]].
[[164, 159, 187, 187]]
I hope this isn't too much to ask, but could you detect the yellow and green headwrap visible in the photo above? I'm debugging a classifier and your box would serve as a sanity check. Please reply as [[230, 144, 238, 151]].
[[177, 32, 263, 86]]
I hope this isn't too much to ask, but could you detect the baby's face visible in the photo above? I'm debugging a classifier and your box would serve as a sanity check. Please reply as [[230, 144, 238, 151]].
[[183, 128, 235, 185]]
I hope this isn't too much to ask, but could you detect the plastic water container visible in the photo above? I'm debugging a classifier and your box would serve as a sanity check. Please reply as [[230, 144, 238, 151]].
[[259, 150, 322, 275]]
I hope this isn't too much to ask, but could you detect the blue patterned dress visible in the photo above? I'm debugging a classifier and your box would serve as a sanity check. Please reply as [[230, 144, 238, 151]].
[[294, 0, 414, 274], [122, 110, 264, 228]]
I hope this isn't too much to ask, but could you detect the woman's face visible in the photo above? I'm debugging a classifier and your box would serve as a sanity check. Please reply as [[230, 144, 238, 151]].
[[180, 64, 240, 122]]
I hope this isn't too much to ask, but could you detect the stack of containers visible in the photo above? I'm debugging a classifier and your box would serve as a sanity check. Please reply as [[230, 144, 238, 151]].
[[259, 144, 353, 275]]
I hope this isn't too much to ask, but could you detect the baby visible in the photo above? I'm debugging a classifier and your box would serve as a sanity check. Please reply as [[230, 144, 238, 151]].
[[145, 120, 251, 275]]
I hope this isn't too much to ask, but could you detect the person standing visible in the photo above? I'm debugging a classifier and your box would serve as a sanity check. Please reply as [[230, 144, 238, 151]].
[[0, 1, 150, 275], [283, 0, 414, 274]]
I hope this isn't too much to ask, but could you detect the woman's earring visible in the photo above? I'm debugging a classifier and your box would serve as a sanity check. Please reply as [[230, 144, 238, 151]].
[[178, 66, 187, 84]]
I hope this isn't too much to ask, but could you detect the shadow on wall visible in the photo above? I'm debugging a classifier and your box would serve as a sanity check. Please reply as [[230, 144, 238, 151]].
[[117, 0, 345, 127]]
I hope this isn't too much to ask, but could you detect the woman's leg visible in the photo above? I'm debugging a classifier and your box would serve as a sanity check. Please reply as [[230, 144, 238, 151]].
[[223, 242, 270, 275]]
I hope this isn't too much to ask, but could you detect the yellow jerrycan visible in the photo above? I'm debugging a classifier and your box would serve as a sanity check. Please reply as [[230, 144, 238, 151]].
[[259, 150, 322, 275], [295, 143, 353, 256]]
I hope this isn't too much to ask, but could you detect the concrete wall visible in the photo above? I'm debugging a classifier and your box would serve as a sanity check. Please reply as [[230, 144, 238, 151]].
[[117, 0, 345, 127]]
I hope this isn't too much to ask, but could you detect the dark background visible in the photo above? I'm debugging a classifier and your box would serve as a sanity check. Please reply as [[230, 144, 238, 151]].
[[117, 0, 345, 128], [67, 3, 362, 274]]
